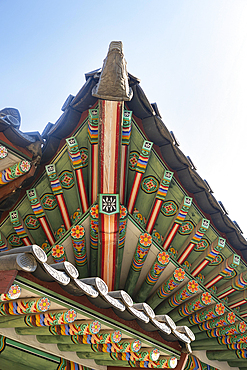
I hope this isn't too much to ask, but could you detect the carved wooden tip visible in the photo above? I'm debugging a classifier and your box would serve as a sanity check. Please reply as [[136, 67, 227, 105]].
[[108, 41, 123, 52]]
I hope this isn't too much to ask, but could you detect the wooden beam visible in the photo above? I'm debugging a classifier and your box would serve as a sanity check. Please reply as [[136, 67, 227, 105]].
[[145, 170, 173, 234], [162, 196, 192, 251], [205, 254, 240, 289], [207, 349, 247, 361], [135, 250, 170, 302], [0, 269, 17, 294], [147, 267, 186, 309], [177, 302, 226, 326], [191, 237, 225, 277], [124, 232, 153, 296], [155, 279, 200, 315], [174, 352, 188, 370], [177, 218, 210, 265], [168, 292, 213, 322]]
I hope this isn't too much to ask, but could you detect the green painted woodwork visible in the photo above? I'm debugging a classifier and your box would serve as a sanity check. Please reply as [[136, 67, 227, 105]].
[[124, 232, 153, 296], [134, 158, 166, 222], [95, 359, 131, 367], [135, 250, 170, 303], [15, 326, 54, 335], [37, 334, 73, 343], [0, 358, 38, 370], [0, 316, 27, 327], [58, 343, 92, 352], [191, 338, 219, 348], [147, 268, 186, 310], [206, 350, 241, 361], [77, 352, 114, 360], [228, 361, 247, 368], [190, 345, 227, 351], [16, 277, 180, 357], [155, 279, 200, 315], [0, 344, 58, 369], [36, 176, 64, 239]]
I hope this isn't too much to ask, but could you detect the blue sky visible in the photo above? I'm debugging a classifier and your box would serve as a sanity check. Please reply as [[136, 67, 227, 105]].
[[1, 0, 247, 237]]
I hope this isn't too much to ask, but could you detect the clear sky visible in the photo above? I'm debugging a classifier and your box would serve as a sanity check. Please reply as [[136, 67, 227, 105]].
[[1, 0, 247, 237]]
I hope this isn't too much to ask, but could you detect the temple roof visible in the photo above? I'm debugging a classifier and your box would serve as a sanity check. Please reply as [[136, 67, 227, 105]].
[[0, 41, 246, 370]]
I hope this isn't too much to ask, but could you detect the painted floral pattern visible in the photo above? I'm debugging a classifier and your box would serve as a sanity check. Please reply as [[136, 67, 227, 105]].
[[129, 152, 139, 170], [133, 208, 146, 226], [90, 220, 98, 234], [55, 226, 66, 239], [90, 320, 101, 334], [112, 330, 122, 343], [139, 233, 152, 247], [20, 160, 31, 172], [132, 340, 141, 352], [0, 145, 7, 159], [65, 309, 77, 323], [141, 176, 159, 193], [38, 297, 51, 312], [188, 280, 199, 293], [228, 312, 236, 324], [174, 268, 185, 282], [90, 204, 98, 219], [157, 251, 169, 265], [239, 321, 247, 333], [161, 201, 178, 216], [52, 245, 64, 258], [152, 229, 164, 244], [7, 284, 21, 299], [201, 292, 212, 305], [215, 303, 225, 315], [71, 224, 85, 239], [151, 348, 160, 361], [120, 205, 127, 219]]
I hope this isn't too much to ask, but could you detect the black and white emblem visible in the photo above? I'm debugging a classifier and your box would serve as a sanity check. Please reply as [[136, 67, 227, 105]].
[[99, 194, 120, 215], [102, 196, 116, 213]]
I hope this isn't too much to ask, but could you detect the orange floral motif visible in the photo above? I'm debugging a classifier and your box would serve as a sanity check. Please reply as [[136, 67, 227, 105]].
[[239, 321, 247, 333], [52, 245, 64, 258], [71, 224, 85, 239], [227, 312, 236, 324], [215, 303, 225, 316], [90, 205, 98, 219], [201, 292, 212, 305], [157, 251, 169, 265], [120, 205, 127, 219], [188, 280, 199, 294], [174, 268, 185, 282], [139, 233, 152, 247]]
